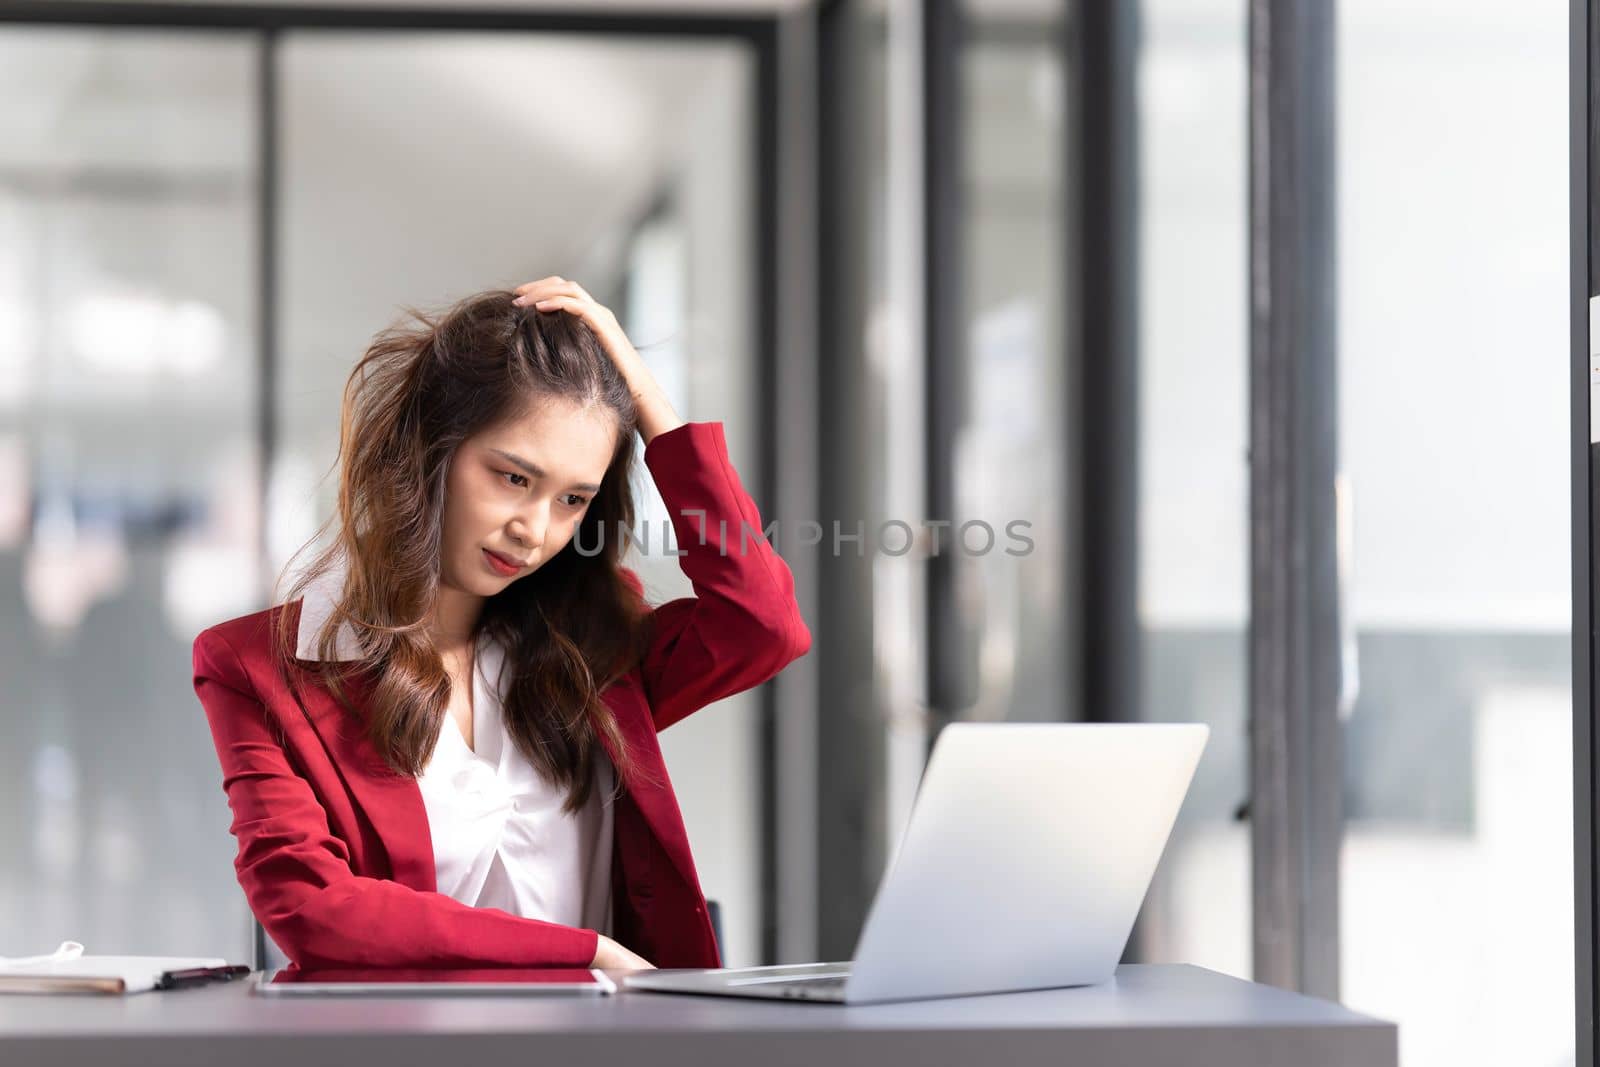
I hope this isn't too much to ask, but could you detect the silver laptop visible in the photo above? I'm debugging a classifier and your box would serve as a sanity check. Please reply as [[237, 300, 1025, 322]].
[[625, 721, 1208, 1005]]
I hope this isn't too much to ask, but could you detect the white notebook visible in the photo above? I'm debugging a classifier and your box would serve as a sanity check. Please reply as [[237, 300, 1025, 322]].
[[0, 941, 233, 995]]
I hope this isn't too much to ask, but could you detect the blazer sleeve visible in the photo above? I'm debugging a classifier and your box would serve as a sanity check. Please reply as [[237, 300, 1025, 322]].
[[193, 628, 601, 970], [631, 421, 811, 733]]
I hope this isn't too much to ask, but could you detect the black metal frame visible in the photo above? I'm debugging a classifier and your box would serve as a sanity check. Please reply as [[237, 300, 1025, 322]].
[[0, 1, 770, 34], [922, 0, 969, 739], [748, 15, 783, 967], [764, 6, 823, 966], [0, 0, 786, 965], [1069, 0, 1140, 733], [257, 28, 279, 611], [1061, 0, 1141, 962], [1573, 0, 1596, 1059]]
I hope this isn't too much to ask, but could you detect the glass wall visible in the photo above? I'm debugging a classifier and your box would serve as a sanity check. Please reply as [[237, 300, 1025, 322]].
[[1337, 2, 1573, 1063], [0, 28, 262, 960], [1133, 0, 1251, 979], [2, 8, 1579, 1033], [0, 22, 760, 968], [850, 0, 1073, 888], [956, 1, 1071, 728], [270, 31, 760, 964]]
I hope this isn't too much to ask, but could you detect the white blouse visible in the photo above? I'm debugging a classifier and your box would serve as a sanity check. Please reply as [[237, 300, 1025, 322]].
[[415, 633, 614, 936], [294, 567, 614, 936]]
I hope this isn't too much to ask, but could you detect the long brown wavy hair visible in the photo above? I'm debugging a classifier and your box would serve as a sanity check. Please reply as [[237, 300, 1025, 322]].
[[273, 289, 657, 813]]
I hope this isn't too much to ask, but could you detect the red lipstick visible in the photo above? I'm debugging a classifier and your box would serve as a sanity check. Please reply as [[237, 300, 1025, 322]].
[[483, 547, 521, 576]]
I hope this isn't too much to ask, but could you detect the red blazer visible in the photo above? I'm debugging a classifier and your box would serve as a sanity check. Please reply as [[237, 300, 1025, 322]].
[[191, 421, 809, 972]]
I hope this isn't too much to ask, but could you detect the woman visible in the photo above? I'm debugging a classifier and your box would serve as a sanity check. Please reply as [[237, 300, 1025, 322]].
[[191, 277, 810, 973]]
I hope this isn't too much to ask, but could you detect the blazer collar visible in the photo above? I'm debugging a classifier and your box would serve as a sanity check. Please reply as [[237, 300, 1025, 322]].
[[294, 558, 366, 662]]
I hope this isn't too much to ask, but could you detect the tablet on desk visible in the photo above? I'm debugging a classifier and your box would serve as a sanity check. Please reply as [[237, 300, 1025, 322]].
[[254, 967, 616, 996]]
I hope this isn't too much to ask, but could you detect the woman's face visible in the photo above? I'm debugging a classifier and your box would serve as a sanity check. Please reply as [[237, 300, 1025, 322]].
[[440, 395, 619, 598]]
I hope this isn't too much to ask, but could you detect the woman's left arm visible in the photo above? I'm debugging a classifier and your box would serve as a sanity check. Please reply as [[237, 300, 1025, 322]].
[[628, 420, 811, 731], [513, 279, 811, 731]]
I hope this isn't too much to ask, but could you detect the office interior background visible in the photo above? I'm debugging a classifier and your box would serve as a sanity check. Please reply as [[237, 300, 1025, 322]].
[[0, 0, 1581, 1064]]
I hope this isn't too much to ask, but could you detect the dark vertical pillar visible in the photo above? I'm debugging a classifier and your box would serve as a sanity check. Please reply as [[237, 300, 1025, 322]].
[[257, 27, 278, 605], [251, 27, 279, 974], [769, 5, 824, 967], [1572, 0, 1596, 1058], [1069, 0, 1141, 731], [815, 0, 887, 964], [1246, 0, 1342, 999], [748, 18, 784, 967], [923, 0, 971, 742]]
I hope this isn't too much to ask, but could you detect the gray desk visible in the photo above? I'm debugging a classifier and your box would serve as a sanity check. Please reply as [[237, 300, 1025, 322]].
[[0, 964, 1395, 1067]]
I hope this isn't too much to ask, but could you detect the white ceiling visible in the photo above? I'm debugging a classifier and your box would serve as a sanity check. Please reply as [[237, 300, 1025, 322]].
[[274, 32, 748, 369]]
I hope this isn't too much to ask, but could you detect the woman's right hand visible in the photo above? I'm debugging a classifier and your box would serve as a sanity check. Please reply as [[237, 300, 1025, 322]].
[[589, 933, 656, 970]]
